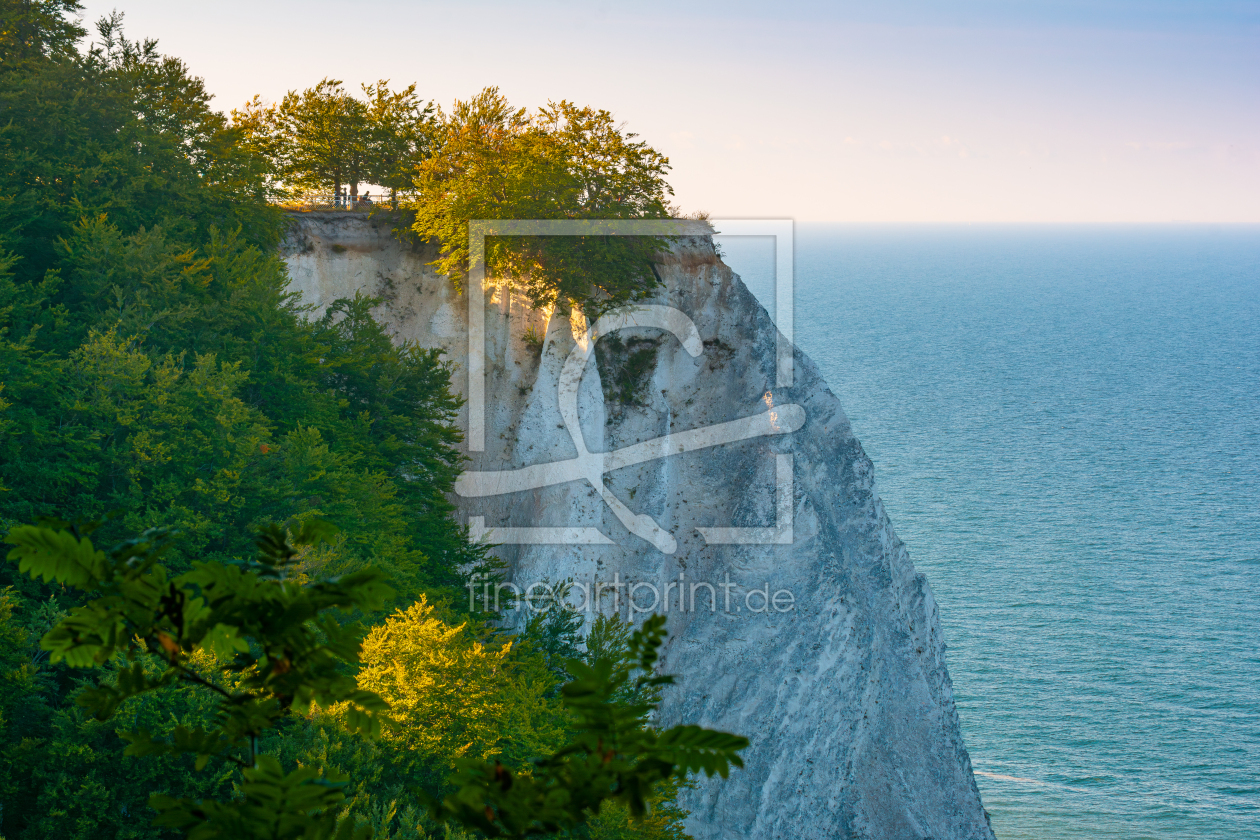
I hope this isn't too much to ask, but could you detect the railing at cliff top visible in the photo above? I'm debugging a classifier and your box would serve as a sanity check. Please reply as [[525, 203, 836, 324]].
[[274, 192, 403, 211]]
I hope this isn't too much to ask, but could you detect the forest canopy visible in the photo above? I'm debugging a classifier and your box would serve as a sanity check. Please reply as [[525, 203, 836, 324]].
[[0, 3, 742, 839]]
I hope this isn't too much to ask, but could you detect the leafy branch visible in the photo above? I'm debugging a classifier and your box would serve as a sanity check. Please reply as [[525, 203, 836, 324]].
[[5, 517, 392, 837], [5, 519, 746, 839], [429, 614, 748, 838]]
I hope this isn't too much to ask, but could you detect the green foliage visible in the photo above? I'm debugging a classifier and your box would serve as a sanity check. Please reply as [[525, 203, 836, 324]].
[[234, 78, 433, 203], [7, 519, 390, 749], [0, 10, 743, 840], [150, 755, 371, 840], [594, 335, 660, 410], [0, 13, 279, 289], [0, 0, 85, 71], [521, 327, 545, 352], [0, 11, 490, 832], [430, 615, 748, 838], [520, 587, 584, 690], [407, 88, 675, 315], [578, 615, 658, 712], [4, 517, 737, 840], [577, 778, 691, 840], [361, 81, 437, 206], [5, 518, 390, 838], [0, 16, 482, 606], [355, 597, 567, 781], [2, 512, 736, 840], [0, 228, 479, 600], [16, 668, 233, 840], [0, 586, 38, 731]]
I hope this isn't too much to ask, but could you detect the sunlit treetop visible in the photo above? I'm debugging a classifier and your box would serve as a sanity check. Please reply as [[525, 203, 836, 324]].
[[408, 87, 677, 315]]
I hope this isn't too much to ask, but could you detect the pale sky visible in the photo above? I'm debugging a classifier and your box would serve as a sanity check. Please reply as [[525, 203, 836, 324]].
[[80, 0, 1259, 222]]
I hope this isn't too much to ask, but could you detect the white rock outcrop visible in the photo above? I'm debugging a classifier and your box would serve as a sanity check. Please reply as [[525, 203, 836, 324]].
[[282, 212, 994, 840]]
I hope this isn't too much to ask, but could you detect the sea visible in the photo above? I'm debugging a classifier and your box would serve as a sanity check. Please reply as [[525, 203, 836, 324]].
[[716, 225, 1260, 840]]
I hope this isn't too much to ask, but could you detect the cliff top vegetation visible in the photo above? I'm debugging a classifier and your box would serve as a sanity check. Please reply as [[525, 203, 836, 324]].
[[236, 79, 677, 315]]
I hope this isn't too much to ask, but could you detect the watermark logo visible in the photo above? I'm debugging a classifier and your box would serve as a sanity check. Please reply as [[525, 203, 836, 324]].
[[455, 220, 798, 553], [467, 573, 797, 620]]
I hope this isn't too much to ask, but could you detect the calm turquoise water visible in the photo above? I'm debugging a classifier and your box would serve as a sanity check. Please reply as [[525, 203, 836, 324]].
[[718, 226, 1260, 840]]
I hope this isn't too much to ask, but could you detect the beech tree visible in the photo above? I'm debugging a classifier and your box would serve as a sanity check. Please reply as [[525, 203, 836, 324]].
[[408, 87, 675, 314], [354, 595, 566, 779], [362, 81, 433, 208], [234, 79, 432, 205]]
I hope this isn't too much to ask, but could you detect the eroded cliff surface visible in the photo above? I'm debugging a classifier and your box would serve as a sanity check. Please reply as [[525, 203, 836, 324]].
[[282, 211, 993, 840]]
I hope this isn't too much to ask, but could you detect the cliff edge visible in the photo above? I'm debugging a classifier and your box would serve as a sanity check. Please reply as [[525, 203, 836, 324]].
[[281, 211, 994, 840]]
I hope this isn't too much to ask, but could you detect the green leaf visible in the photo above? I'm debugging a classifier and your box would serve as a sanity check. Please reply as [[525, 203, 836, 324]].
[[202, 622, 250, 659], [5, 525, 108, 588]]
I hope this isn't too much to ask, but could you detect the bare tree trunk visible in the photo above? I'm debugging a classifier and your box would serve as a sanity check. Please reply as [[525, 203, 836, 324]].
[[334, 175, 342, 207]]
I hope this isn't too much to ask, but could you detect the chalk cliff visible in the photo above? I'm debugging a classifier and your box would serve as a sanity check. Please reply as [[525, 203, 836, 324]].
[[281, 211, 994, 840]]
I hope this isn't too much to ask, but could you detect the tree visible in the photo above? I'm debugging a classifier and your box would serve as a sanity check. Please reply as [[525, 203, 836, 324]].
[[5, 518, 392, 839], [235, 79, 432, 205], [361, 81, 434, 209], [0, 0, 85, 72], [430, 615, 747, 838], [354, 596, 565, 778], [408, 88, 675, 315], [233, 79, 365, 202], [0, 221, 480, 605], [6, 521, 746, 840], [0, 12, 280, 289], [0, 9, 745, 837], [0, 12, 481, 603], [0, 21, 500, 834], [278, 79, 368, 202]]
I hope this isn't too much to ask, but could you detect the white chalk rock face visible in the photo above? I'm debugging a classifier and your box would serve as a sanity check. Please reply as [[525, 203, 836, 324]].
[[282, 212, 994, 840]]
